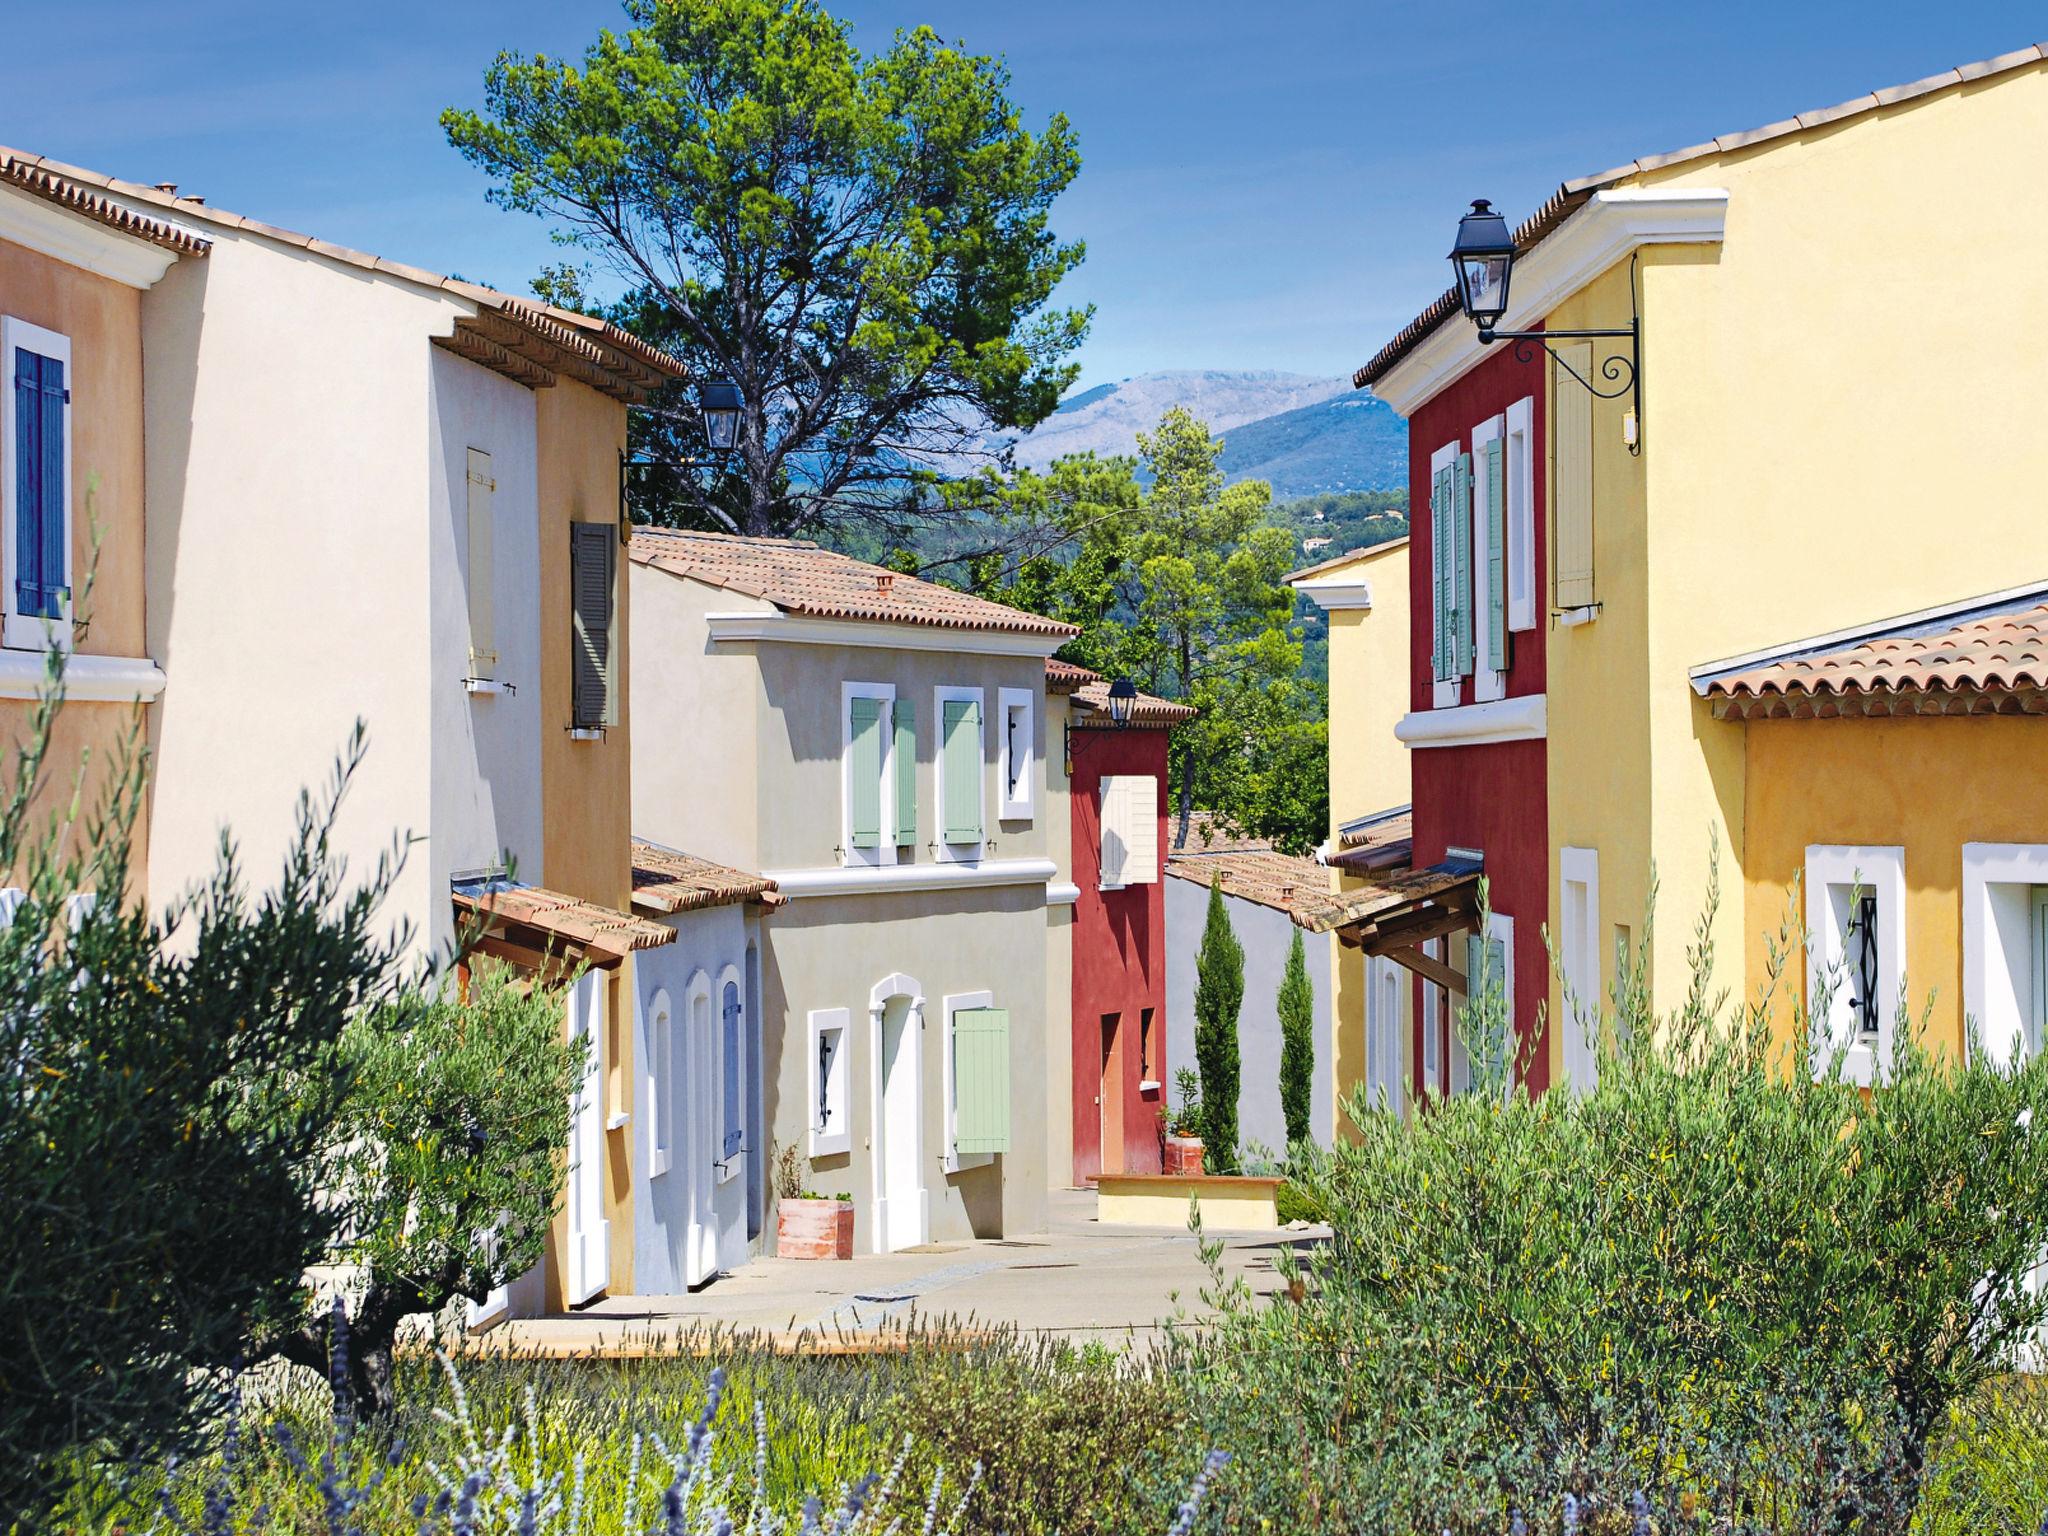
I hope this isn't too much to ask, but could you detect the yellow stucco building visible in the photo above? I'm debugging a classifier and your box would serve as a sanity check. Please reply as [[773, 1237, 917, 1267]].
[[1288, 537, 1412, 1131], [1357, 43, 2048, 1083]]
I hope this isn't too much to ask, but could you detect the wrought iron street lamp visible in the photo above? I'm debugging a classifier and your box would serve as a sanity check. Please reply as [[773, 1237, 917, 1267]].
[[619, 377, 745, 528], [1064, 675, 1139, 772], [1448, 199, 1644, 454]]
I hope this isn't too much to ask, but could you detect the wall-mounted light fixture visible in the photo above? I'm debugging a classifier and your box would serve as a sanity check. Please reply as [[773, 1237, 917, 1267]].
[[1450, 200, 1643, 455], [619, 377, 744, 532], [1064, 675, 1138, 773]]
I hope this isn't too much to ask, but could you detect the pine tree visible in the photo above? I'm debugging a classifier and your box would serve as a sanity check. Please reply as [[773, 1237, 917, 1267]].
[[1278, 928, 1315, 1149], [1193, 872, 1244, 1173]]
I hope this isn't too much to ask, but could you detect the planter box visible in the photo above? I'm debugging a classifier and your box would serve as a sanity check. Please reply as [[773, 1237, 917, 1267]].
[[1162, 1136, 1206, 1176], [777, 1198, 854, 1260]]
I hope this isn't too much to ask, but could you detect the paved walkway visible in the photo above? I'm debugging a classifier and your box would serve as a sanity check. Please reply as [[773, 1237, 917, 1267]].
[[483, 1188, 1324, 1355]]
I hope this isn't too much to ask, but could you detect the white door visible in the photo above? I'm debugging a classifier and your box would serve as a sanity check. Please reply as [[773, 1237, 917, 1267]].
[[565, 971, 610, 1305], [712, 974, 749, 1272], [876, 996, 924, 1251], [683, 979, 718, 1287]]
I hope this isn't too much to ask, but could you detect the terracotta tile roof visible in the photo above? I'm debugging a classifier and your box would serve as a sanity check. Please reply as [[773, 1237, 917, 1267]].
[[0, 144, 683, 402], [1285, 537, 1409, 585], [1296, 864, 1482, 944], [1352, 43, 2048, 389], [1072, 679, 1195, 728], [631, 841, 781, 915], [1045, 657, 1100, 694], [453, 880, 676, 961], [1701, 602, 2048, 720], [0, 153, 211, 259], [1167, 836, 1329, 918], [629, 527, 1078, 638], [1328, 807, 1413, 874]]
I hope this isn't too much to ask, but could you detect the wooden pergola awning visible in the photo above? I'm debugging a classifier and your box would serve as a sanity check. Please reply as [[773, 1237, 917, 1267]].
[[453, 879, 676, 971], [1295, 860, 1483, 995]]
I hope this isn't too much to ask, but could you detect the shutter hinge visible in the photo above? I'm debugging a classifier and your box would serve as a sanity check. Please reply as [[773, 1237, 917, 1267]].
[[63, 390, 71, 404]]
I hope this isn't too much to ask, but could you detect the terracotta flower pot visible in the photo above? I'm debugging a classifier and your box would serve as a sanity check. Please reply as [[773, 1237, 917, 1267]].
[[777, 1198, 855, 1260], [1162, 1135, 1206, 1177]]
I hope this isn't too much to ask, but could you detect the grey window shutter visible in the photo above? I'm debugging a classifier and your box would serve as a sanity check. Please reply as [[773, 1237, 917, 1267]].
[[570, 523, 615, 728]]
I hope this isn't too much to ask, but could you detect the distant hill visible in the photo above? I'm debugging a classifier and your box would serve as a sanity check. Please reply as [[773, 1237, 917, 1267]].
[[1001, 369, 1406, 499]]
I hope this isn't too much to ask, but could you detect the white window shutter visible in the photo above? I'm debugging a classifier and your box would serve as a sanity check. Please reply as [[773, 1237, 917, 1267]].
[[1125, 775, 1159, 884], [1553, 343, 1595, 608], [1099, 777, 1129, 888], [466, 448, 496, 677]]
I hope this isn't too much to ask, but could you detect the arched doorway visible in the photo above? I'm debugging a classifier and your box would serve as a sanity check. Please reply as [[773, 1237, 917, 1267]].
[[868, 972, 926, 1252]]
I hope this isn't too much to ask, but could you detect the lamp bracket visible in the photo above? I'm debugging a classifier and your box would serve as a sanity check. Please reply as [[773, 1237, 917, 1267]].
[[1472, 254, 1645, 456]]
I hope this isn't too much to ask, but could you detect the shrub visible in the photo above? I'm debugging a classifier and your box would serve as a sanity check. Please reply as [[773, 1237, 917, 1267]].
[[1193, 873, 1243, 1171], [1276, 928, 1314, 1148]]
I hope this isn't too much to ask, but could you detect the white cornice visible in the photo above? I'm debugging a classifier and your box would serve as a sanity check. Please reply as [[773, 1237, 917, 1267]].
[[1374, 188, 1730, 417], [706, 610, 1067, 659], [0, 649, 165, 702], [1395, 694, 1546, 749], [763, 856, 1058, 899], [1295, 576, 1373, 612], [0, 186, 182, 289], [1047, 881, 1080, 906]]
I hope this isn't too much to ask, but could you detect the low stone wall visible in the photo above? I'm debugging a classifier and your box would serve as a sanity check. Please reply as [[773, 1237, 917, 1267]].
[[1095, 1173, 1281, 1230]]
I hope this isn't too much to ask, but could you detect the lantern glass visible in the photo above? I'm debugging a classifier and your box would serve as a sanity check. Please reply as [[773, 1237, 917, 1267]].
[[1448, 199, 1515, 331], [700, 380, 742, 454], [1106, 675, 1138, 727]]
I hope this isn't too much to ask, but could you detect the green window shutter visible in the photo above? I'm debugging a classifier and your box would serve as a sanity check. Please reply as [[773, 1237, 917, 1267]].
[[570, 522, 615, 728], [1452, 452, 1474, 676], [1486, 437, 1510, 671], [893, 698, 916, 846], [942, 698, 982, 846], [952, 1007, 1010, 1155], [1430, 465, 1452, 682], [848, 697, 884, 848]]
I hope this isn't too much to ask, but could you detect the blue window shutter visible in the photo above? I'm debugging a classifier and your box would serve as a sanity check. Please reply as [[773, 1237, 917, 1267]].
[[14, 349, 64, 621], [721, 981, 744, 1159], [953, 1007, 1010, 1155], [848, 697, 884, 848]]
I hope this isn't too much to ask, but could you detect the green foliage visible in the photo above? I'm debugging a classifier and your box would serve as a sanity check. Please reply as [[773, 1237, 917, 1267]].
[[1275, 929, 1314, 1149], [1920, 1378, 2048, 1536], [443, 0, 1089, 539], [0, 675, 411, 1529], [265, 962, 584, 1420], [1271, 1180, 1325, 1225], [1193, 875, 1243, 1172]]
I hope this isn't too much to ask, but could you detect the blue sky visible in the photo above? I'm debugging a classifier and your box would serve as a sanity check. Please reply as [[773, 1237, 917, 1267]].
[[6, 1, 2042, 387]]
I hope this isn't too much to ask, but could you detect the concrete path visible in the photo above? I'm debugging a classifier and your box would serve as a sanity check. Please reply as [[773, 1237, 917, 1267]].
[[482, 1188, 1325, 1356]]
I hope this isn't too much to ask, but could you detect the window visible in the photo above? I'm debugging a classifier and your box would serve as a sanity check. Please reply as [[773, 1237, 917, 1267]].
[[842, 682, 898, 866], [1368, 955, 1403, 1115], [569, 522, 616, 731], [1098, 774, 1159, 891], [718, 971, 744, 1180], [1961, 844, 2048, 1070], [465, 448, 497, 681], [1505, 396, 1536, 631], [809, 1007, 851, 1156], [1552, 342, 1595, 613], [1464, 912, 1515, 1099], [1558, 847, 1600, 1092], [2, 317, 73, 650], [646, 988, 673, 1177], [1805, 845, 1905, 1085], [1470, 414, 1508, 701], [1139, 1007, 1158, 1090], [946, 990, 1010, 1164], [1612, 924, 1636, 1048], [1428, 439, 1470, 706], [936, 686, 985, 856], [998, 686, 1035, 821], [1421, 955, 1442, 1090]]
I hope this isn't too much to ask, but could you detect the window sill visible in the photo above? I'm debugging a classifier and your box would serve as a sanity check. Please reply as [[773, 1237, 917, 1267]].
[[465, 677, 513, 696], [605, 1110, 630, 1131], [1555, 605, 1600, 628], [568, 727, 606, 741], [945, 1149, 996, 1175], [650, 1154, 671, 1179], [0, 648, 165, 702], [715, 1159, 742, 1186]]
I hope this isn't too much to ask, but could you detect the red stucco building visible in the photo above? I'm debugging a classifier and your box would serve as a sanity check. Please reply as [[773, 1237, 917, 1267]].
[[1050, 662, 1193, 1181]]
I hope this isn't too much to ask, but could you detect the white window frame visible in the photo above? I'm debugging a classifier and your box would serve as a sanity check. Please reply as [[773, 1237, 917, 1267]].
[[1505, 395, 1536, 632], [1962, 843, 2048, 1071], [0, 317, 74, 652], [646, 987, 673, 1178], [1558, 846, 1600, 1093], [714, 963, 745, 1185], [1469, 413, 1507, 703], [941, 988, 997, 1173], [1483, 910, 1516, 1097], [997, 686, 1035, 821], [684, 968, 716, 1187], [841, 680, 898, 869], [1429, 439, 1462, 709], [808, 1007, 852, 1157], [933, 683, 986, 862], [1805, 844, 1905, 1086], [1367, 955, 1404, 1117]]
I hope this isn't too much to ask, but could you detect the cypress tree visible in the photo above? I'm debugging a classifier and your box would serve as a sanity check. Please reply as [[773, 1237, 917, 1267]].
[[1193, 871, 1245, 1172], [1278, 927, 1315, 1149]]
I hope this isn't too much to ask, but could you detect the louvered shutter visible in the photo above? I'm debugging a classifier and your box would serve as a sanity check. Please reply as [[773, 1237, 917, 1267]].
[[466, 448, 497, 677], [1553, 342, 1595, 608], [570, 523, 615, 728], [942, 698, 982, 845], [1452, 452, 1474, 676], [14, 348, 65, 621], [1485, 437, 1509, 671], [952, 1008, 1011, 1155], [848, 697, 884, 848], [721, 980, 744, 1160], [1430, 464, 1452, 682], [893, 698, 916, 846], [1124, 775, 1159, 885], [1099, 777, 1128, 888]]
